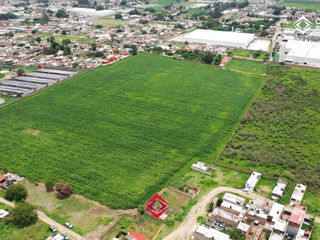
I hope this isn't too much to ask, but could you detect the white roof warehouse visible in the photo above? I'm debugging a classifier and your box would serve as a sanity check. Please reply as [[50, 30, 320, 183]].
[[172, 29, 255, 49], [283, 40, 320, 68]]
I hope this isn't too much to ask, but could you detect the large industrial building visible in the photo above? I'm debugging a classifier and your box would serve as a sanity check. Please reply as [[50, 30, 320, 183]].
[[173, 29, 257, 49], [282, 40, 320, 68]]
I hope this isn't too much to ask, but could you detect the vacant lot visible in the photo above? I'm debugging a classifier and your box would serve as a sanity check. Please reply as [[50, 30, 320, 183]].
[[220, 65, 320, 188], [0, 54, 263, 209], [279, 0, 320, 10], [93, 18, 125, 28], [226, 59, 266, 75]]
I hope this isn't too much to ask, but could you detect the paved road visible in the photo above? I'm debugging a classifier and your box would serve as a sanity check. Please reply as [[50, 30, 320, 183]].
[[0, 197, 84, 240], [163, 186, 320, 240]]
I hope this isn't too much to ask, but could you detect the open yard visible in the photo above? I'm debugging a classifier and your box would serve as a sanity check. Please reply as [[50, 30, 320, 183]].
[[279, 0, 320, 10], [0, 54, 263, 209], [219, 65, 320, 194]]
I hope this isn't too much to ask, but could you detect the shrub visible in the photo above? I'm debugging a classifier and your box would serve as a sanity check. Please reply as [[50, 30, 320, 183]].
[[55, 183, 72, 199]]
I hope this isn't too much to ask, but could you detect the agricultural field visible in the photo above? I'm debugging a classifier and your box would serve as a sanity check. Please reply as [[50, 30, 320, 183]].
[[219, 65, 320, 191], [0, 54, 263, 209], [279, 0, 320, 10]]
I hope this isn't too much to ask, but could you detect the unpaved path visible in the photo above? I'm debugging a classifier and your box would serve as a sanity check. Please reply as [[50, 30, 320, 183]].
[[163, 186, 320, 240]]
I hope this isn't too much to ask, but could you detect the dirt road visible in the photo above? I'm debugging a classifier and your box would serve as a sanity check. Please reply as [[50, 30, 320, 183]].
[[163, 186, 320, 240], [0, 196, 84, 240]]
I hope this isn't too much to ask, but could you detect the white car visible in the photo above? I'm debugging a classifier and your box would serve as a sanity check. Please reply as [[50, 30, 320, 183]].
[[64, 222, 73, 229]]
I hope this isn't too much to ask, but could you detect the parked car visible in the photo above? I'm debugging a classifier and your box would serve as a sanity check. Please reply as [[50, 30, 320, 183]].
[[61, 233, 69, 240], [64, 222, 73, 229], [49, 226, 57, 232]]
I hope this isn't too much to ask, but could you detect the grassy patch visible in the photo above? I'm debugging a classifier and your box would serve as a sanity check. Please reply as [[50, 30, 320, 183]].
[[0, 53, 263, 209], [311, 224, 320, 240], [226, 59, 266, 75], [232, 49, 252, 57], [0, 221, 50, 240]]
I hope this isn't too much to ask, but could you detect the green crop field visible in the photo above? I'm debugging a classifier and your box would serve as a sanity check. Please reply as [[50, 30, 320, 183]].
[[279, 0, 320, 10], [0, 54, 263, 208], [220, 65, 320, 189]]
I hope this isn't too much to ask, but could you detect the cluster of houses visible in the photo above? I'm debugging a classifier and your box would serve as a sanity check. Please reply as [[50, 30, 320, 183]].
[[0, 172, 24, 189], [193, 172, 311, 240], [193, 192, 312, 240]]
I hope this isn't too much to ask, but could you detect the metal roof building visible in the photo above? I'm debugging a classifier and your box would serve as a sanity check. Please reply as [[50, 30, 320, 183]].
[[27, 72, 65, 80], [0, 86, 33, 97], [38, 69, 76, 76], [15, 77, 57, 85], [172, 29, 255, 49], [283, 40, 320, 68], [2, 80, 46, 90]]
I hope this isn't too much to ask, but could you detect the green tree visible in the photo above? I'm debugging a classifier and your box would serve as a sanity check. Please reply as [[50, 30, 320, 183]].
[[16, 68, 25, 76], [62, 39, 71, 45], [45, 181, 55, 192], [202, 52, 213, 64], [214, 54, 222, 65], [63, 46, 72, 56], [131, 45, 138, 55], [114, 13, 123, 19], [72, 62, 79, 68], [56, 9, 68, 18], [11, 203, 38, 227], [229, 229, 245, 240], [137, 205, 145, 215], [5, 184, 28, 202], [207, 201, 214, 213], [91, 43, 97, 51], [35, 36, 41, 43]]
